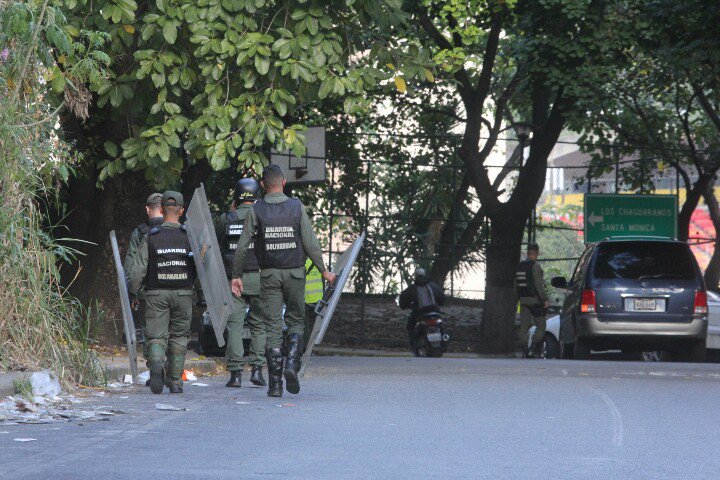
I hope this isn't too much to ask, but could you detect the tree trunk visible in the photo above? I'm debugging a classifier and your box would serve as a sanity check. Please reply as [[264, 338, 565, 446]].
[[63, 169, 154, 342], [479, 216, 525, 354], [678, 175, 711, 241], [703, 185, 720, 290]]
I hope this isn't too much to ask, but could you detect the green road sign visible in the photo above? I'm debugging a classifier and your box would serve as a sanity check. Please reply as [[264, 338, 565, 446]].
[[584, 194, 678, 243]]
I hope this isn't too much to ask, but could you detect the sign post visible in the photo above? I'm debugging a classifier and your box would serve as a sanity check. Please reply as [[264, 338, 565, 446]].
[[584, 194, 678, 243]]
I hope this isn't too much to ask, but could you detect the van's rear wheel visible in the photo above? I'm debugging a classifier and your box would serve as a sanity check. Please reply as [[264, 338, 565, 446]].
[[688, 340, 706, 363]]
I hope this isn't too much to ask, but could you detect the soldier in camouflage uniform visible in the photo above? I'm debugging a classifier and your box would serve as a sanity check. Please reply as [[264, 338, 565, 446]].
[[232, 165, 336, 397], [124, 193, 163, 342], [216, 178, 267, 388], [516, 242, 548, 358], [129, 191, 195, 394]]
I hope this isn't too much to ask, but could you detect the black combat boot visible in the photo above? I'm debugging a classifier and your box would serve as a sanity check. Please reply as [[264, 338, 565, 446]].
[[225, 370, 242, 388], [169, 384, 183, 394], [250, 366, 266, 387], [147, 343, 165, 395], [283, 333, 303, 395], [266, 348, 284, 397]]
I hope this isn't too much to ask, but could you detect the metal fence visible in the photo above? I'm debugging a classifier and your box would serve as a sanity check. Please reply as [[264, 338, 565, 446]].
[[288, 132, 719, 321]]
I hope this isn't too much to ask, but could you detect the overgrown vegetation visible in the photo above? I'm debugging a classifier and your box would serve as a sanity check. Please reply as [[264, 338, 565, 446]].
[[0, 0, 109, 385]]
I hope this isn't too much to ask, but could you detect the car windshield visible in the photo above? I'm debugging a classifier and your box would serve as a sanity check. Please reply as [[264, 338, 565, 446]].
[[593, 242, 696, 280]]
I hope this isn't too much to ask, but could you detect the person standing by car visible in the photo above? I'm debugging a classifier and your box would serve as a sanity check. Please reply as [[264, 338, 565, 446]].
[[399, 268, 446, 351], [516, 242, 548, 358]]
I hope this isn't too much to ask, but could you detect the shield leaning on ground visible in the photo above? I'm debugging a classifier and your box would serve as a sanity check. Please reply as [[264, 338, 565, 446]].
[[185, 183, 234, 347], [299, 232, 366, 377], [109, 231, 139, 382]]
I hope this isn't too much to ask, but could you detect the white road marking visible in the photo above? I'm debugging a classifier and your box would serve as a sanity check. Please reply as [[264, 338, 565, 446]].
[[593, 387, 624, 447]]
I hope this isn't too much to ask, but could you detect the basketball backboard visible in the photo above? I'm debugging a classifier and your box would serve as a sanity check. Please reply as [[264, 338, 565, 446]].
[[270, 126, 326, 185]]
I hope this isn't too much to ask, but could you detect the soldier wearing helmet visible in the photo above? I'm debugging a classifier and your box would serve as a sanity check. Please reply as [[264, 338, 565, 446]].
[[216, 177, 267, 388]]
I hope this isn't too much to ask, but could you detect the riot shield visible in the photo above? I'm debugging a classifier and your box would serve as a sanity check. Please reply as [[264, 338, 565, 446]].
[[185, 183, 234, 347], [299, 232, 365, 377], [109, 231, 138, 381]]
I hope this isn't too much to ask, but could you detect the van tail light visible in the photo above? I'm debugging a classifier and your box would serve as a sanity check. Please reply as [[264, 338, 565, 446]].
[[694, 290, 708, 315], [580, 290, 596, 313]]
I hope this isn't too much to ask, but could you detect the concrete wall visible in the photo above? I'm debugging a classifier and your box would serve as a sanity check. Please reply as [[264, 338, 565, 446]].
[[322, 293, 483, 353]]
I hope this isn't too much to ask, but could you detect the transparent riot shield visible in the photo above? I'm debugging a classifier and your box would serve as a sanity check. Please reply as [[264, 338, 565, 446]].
[[299, 232, 365, 377], [185, 184, 234, 347], [109, 231, 138, 381]]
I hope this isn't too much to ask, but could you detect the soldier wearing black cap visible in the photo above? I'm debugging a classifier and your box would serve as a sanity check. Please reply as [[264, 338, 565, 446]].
[[129, 191, 196, 394], [124, 192, 163, 343], [231, 165, 336, 397], [215, 177, 267, 388], [516, 242, 548, 358]]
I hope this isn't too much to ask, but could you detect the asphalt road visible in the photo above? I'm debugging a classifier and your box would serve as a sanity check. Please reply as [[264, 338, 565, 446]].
[[2, 356, 720, 479]]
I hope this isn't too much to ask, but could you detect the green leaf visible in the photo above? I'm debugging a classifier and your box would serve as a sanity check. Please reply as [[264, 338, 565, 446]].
[[104, 142, 118, 157], [163, 22, 177, 44]]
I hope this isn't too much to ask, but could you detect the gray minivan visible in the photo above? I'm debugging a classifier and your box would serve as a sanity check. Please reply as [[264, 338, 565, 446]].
[[552, 238, 708, 361]]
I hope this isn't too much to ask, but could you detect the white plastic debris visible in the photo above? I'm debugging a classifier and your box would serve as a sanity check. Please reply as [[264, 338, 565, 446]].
[[136, 371, 150, 384], [191, 383, 209, 387], [30, 371, 61, 398], [184, 371, 197, 381], [122, 374, 133, 384], [14, 438, 37, 442], [0, 396, 127, 425], [155, 403, 186, 411]]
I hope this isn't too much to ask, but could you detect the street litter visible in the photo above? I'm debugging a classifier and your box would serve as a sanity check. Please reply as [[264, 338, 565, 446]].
[[123, 374, 133, 384], [137, 371, 150, 384], [236, 401, 250, 405], [0, 396, 128, 425], [182, 370, 197, 381], [155, 403, 187, 411], [14, 438, 37, 442], [191, 383, 209, 387], [30, 371, 61, 398]]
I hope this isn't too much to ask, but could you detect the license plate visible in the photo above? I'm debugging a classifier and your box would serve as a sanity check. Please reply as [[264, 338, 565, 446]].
[[634, 298, 656, 311], [426, 332, 442, 343]]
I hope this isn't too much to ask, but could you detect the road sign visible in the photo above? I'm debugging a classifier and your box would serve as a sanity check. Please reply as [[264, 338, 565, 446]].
[[299, 232, 365, 377], [186, 184, 235, 347], [584, 194, 677, 243], [109, 231, 139, 382]]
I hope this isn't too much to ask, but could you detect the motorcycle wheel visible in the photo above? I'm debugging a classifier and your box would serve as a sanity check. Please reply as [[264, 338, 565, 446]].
[[428, 344, 443, 358], [415, 336, 429, 357]]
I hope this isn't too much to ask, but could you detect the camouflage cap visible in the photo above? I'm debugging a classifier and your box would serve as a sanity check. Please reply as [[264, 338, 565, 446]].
[[146, 193, 163, 206], [162, 190, 184, 206]]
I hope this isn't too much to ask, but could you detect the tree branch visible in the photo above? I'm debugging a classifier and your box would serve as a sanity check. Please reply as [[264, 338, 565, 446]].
[[417, 13, 472, 97], [693, 83, 720, 132]]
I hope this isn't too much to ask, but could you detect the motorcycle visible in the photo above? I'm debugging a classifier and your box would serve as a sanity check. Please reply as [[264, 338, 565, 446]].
[[411, 312, 450, 358]]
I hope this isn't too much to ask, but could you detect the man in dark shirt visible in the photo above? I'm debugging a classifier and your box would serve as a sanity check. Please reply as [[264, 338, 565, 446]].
[[399, 268, 446, 349]]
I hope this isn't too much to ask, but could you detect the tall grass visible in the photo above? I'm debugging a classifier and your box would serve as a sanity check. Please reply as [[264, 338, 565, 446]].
[[0, 1, 107, 386]]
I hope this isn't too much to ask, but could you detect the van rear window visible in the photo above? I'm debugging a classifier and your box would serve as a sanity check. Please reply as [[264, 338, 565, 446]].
[[593, 242, 697, 280]]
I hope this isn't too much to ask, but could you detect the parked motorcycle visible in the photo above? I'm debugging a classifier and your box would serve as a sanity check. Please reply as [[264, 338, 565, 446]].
[[411, 312, 450, 358]]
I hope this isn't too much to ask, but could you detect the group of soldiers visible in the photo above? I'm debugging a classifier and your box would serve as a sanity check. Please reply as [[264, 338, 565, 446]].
[[124, 165, 335, 397]]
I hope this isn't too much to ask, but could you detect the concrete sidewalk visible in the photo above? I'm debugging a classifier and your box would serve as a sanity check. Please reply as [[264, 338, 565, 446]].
[[100, 353, 220, 382], [0, 354, 220, 398]]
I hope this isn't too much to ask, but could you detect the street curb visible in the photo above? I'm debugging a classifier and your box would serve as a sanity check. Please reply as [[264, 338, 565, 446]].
[[101, 357, 220, 381], [313, 346, 482, 359]]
